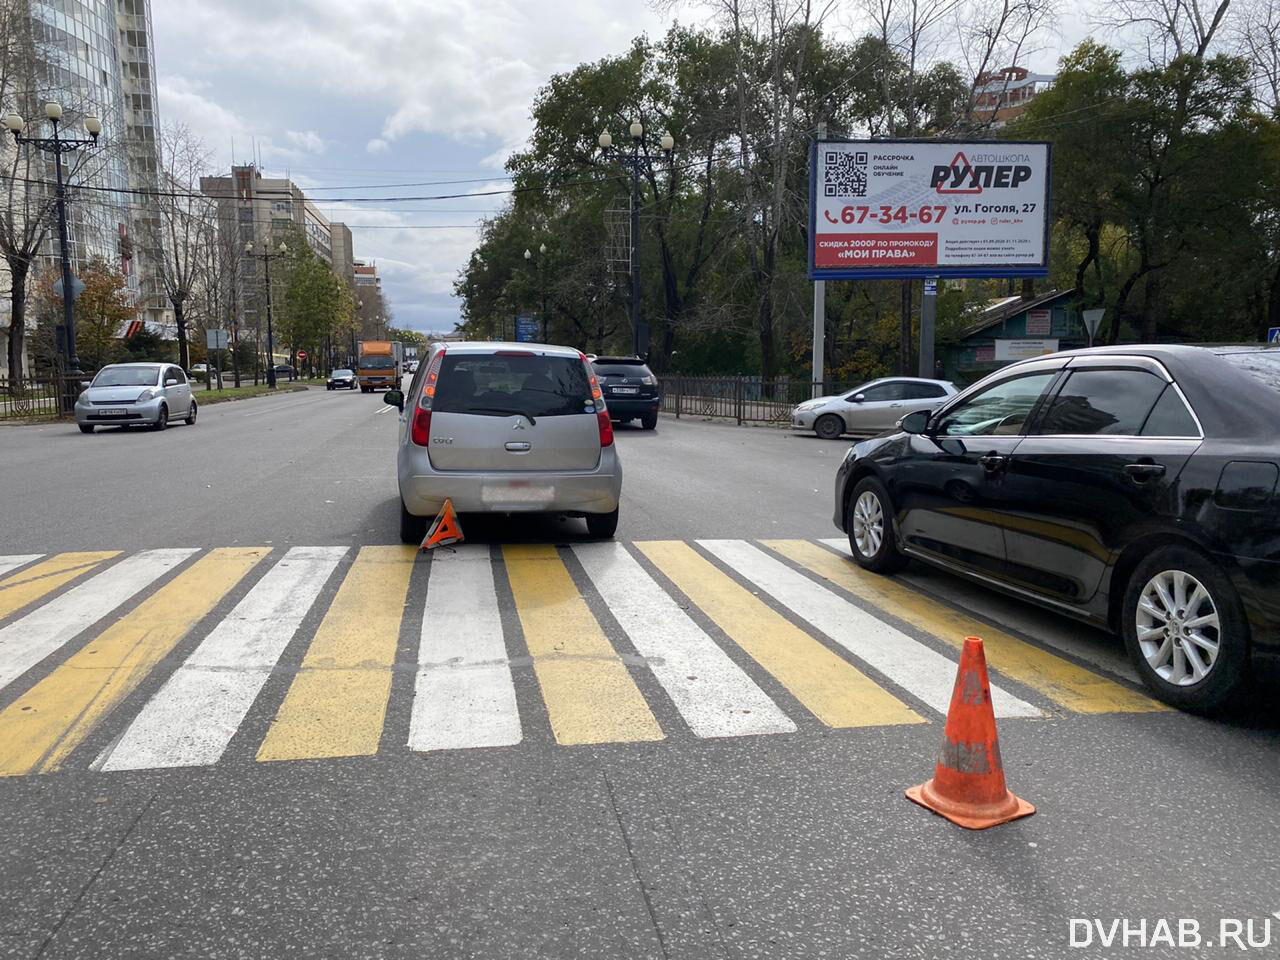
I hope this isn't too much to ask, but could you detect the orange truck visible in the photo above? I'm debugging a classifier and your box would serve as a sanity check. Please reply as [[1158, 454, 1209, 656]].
[[357, 339, 402, 392]]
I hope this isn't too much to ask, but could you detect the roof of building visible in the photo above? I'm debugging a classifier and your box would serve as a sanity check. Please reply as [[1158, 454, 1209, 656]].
[[956, 288, 1077, 339]]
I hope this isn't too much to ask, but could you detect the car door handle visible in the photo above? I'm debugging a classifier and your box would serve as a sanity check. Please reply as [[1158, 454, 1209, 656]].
[[978, 453, 1008, 474], [505, 441, 531, 452], [1124, 460, 1166, 481]]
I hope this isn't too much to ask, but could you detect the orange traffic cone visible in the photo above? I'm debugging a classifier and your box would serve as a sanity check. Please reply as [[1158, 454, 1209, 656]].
[[421, 499, 464, 550], [906, 636, 1035, 830]]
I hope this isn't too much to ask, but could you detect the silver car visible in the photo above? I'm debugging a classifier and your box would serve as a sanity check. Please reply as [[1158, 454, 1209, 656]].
[[75, 362, 196, 434], [791, 377, 957, 440], [386, 342, 623, 542]]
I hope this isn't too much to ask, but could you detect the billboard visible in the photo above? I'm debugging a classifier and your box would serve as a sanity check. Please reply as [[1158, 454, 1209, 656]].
[[809, 140, 1051, 280], [514, 314, 539, 343]]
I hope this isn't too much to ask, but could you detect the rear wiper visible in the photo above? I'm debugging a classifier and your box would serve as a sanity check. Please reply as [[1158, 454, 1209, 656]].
[[465, 406, 536, 425]]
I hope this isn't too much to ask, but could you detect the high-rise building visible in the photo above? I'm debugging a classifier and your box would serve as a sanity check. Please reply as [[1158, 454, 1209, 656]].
[[329, 222, 354, 287], [2, 0, 167, 374]]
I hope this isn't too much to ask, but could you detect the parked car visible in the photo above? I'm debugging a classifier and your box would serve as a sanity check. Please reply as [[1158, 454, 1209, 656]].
[[327, 368, 358, 390], [75, 362, 196, 433], [385, 342, 622, 543], [591, 356, 661, 430], [833, 344, 1280, 713], [189, 363, 209, 377], [273, 364, 295, 379], [793, 377, 958, 440]]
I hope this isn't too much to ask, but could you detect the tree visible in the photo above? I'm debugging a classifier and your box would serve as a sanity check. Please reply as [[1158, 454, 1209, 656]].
[[144, 123, 215, 372], [31, 257, 138, 371]]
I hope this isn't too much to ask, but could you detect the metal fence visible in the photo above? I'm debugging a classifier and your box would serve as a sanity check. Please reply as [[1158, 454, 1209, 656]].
[[659, 377, 857, 425], [0, 375, 85, 419]]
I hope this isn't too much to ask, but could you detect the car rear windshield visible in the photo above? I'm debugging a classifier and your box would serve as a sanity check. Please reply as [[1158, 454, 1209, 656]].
[[92, 367, 158, 387], [361, 356, 395, 369], [434, 353, 592, 418], [592, 361, 651, 378], [1216, 350, 1280, 393]]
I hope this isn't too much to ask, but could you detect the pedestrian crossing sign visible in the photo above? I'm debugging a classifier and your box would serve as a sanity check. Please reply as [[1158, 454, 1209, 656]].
[[1269, 327, 1280, 343]]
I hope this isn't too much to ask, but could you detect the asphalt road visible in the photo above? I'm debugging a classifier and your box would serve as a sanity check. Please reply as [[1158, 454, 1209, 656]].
[[1, 386, 1278, 960]]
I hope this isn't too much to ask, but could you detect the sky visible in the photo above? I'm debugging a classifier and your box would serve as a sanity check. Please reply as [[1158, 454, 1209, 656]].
[[151, 1, 1098, 336]]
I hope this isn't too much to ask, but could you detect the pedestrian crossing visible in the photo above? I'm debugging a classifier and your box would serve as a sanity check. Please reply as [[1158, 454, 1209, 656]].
[[0, 539, 1166, 778]]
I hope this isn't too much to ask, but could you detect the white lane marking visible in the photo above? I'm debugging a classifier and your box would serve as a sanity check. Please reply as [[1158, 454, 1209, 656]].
[[375, 405, 393, 415], [697, 540, 1041, 719], [96, 546, 347, 771], [236, 393, 330, 418], [0, 549, 197, 692], [409, 545, 521, 751], [574, 542, 795, 738], [818, 538, 1140, 683], [0, 555, 42, 578]]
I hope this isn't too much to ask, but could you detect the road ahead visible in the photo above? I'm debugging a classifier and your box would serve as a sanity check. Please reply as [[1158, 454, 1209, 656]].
[[1, 387, 1278, 959]]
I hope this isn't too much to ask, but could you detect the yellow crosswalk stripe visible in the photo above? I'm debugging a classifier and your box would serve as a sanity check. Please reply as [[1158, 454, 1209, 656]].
[[635, 541, 923, 728], [503, 544, 663, 745], [257, 545, 417, 762], [763, 539, 1166, 714], [0, 548, 268, 776], [0, 551, 118, 622]]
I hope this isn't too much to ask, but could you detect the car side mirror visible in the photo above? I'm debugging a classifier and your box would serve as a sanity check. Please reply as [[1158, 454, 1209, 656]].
[[164, 378, 178, 387], [899, 409, 930, 435], [384, 389, 404, 412], [851, 393, 866, 403]]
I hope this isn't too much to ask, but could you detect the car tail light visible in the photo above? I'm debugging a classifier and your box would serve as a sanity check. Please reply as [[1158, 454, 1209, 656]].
[[580, 352, 612, 446], [410, 347, 445, 446]]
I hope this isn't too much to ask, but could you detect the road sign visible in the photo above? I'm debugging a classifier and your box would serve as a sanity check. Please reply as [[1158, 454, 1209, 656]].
[[298, 350, 308, 359], [1268, 327, 1280, 344], [52, 276, 86, 300], [809, 140, 1051, 280], [514, 314, 538, 343], [206, 329, 228, 350]]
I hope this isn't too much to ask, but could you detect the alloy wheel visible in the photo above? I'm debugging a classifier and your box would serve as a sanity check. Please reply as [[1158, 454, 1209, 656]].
[[852, 490, 884, 558], [1135, 569, 1221, 686]]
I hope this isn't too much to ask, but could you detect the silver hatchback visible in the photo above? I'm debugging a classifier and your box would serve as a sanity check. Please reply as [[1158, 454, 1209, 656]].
[[791, 377, 957, 440], [386, 342, 623, 542], [74, 362, 196, 433]]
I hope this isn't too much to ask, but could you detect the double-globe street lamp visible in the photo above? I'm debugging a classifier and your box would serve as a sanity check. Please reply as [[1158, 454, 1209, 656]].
[[597, 121, 674, 358], [245, 239, 288, 388], [4, 102, 102, 400], [523, 242, 548, 341]]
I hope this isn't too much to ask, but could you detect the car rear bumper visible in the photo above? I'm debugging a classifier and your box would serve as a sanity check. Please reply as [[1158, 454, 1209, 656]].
[[398, 446, 623, 516], [605, 396, 660, 418]]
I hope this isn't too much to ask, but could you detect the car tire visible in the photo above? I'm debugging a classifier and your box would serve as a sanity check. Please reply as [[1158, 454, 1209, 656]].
[[154, 404, 168, 431], [399, 499, 428, 544], [641, 412, 658, 430], [586, 508, 619, 539], [78, 424, 93, 434], [327, 385, 333, 391], [185, 400, 197, 425], [846, 476, 905, 573], [1121, 545, 1249, 713], [815, 413, 845, 441]]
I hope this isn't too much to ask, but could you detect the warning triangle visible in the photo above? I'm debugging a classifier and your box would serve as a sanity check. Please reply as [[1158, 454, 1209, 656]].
[[935, 151, 983, 195], [421, 499, 464, 550]]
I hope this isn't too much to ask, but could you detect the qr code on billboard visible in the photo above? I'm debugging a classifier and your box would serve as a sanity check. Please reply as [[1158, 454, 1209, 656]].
[[823, 150, 868, 197]]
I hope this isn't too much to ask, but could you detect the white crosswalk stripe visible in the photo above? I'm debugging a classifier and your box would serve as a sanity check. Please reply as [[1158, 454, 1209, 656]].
[[696, 539, 1042, 719], [0, 555, 42, 578], [96, 546, 347, 771], [574, 541, 796, 738], [0, 549, 196, 692], [409, 545, 522, 752]]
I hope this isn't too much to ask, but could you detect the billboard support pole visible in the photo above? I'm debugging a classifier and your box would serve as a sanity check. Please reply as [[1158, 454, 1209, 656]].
[[919, 277, 937, 378], [811, 123, 827, 398]]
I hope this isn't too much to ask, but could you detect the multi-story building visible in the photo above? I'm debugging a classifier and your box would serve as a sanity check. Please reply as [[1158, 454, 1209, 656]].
[[1, 0, 166, 375], [970, 66, 1055, 128], [353, 258, 386, 337], [329, 222, 354, 286]]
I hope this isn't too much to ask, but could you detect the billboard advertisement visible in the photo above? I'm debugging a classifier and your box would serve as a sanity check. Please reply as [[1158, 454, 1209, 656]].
[[809, 139, 1051, 280]]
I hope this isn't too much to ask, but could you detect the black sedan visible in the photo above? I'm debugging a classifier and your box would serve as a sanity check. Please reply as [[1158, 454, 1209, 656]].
[[833, 344, 1280, 713], [327, 368, 358, 390]]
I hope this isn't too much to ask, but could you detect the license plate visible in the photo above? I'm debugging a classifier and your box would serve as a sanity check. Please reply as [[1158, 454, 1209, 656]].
[[482, 484, 555, 504], [612, 386, 639, 395], [100, 408, 127, 416]]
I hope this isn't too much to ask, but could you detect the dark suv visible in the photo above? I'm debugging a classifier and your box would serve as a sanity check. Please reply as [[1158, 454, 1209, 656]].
[[591, 357, 661, 430]]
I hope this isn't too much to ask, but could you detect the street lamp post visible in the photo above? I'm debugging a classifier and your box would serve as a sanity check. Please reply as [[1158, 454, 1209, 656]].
[[524, 242, 549, 341], [598, 123, 674, 358], [5, 103, 102, 405], [245, 239, 288, 388]]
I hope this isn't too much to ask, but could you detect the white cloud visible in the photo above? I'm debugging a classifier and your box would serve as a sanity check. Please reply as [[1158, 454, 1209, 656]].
[[366, 138, 390, 154], [285, 129, 327, 154]]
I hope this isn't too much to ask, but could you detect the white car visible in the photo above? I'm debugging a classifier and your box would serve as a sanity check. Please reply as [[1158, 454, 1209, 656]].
[[792, 377, 958, 440]]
